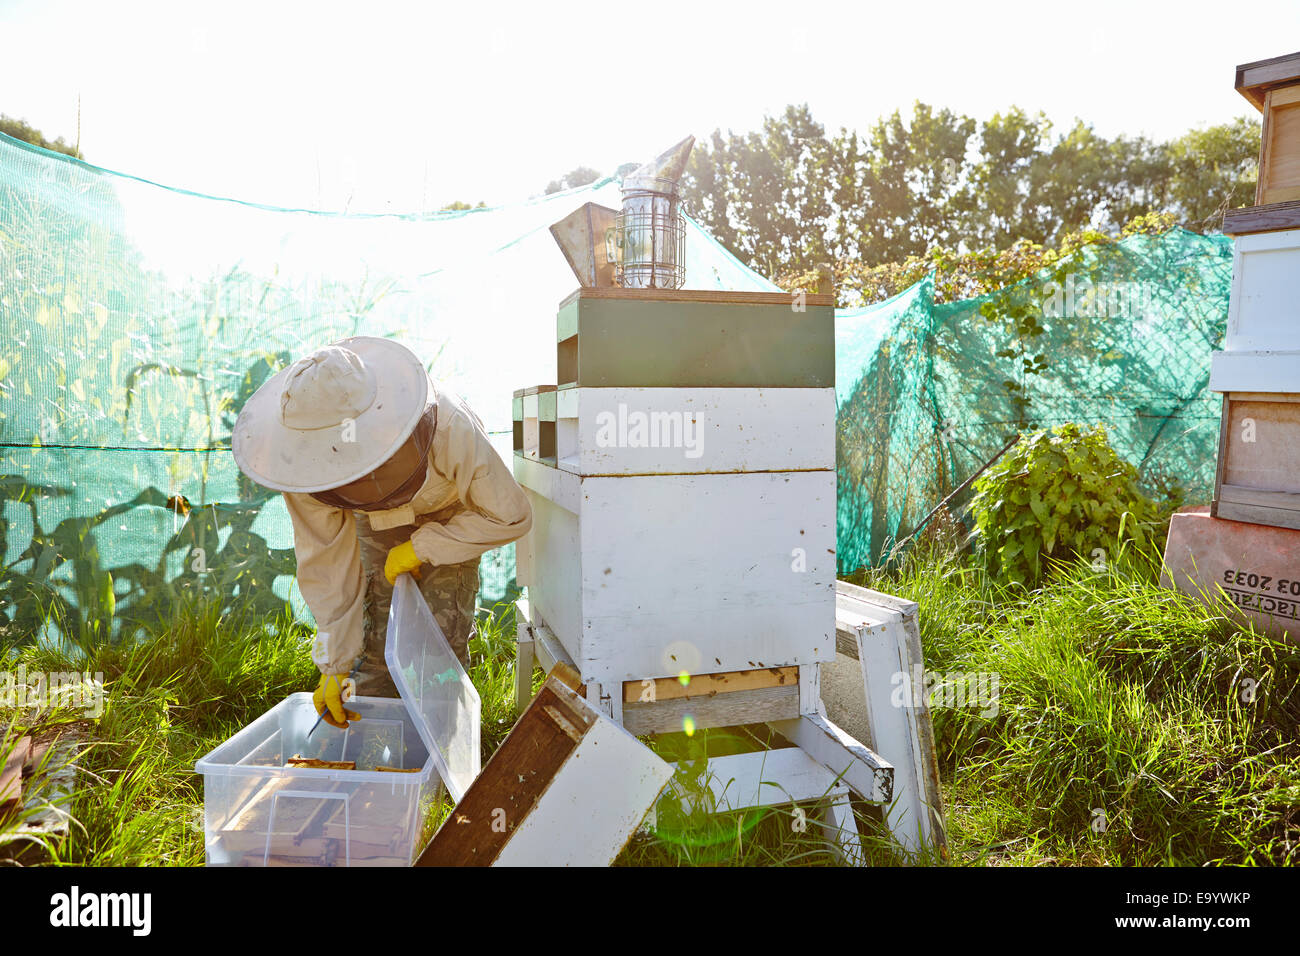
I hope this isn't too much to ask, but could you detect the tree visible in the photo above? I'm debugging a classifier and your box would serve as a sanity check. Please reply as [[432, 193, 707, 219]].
[[544, 166, 602, 194], [684, 104, 833, 278], [1164, 116, 1260, 230], [681, 101, 1260, 286], [0, 114, 81, 158]]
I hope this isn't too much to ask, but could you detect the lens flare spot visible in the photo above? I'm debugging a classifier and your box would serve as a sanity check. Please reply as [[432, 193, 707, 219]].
[[677, 671, 691, 687], [682, 715, 696, 736]]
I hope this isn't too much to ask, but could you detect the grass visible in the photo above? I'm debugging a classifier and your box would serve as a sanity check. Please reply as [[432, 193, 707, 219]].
[[2, 544, 1298, 866], [850, 542, 1300, 865]]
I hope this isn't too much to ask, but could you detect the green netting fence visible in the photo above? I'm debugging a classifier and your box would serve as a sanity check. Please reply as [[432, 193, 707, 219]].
[[835, 228, 1233, 572], [0, 132, 1232, 646]]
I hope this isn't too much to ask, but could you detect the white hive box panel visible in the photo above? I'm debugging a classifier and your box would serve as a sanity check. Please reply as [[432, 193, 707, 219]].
[[551, 386, 835, 475], [513, 287, 839, 689], [514, 456, 837, 687], [1225, 229, 1300, 352], [1209, 229, 1300, 393]]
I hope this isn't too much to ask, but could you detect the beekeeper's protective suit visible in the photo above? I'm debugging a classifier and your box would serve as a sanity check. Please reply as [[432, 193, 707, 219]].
[[231, 337, 532, 726]]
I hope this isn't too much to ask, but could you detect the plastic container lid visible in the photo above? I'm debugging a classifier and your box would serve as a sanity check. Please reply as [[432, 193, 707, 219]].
[[384, 572, 481, 802]]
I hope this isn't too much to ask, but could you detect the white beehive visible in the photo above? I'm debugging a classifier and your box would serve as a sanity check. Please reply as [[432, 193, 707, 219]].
[[512, 288, 838, 699]]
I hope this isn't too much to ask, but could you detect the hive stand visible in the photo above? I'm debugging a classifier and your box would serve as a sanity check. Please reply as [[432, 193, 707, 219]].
[[509, 287, 939, 863]]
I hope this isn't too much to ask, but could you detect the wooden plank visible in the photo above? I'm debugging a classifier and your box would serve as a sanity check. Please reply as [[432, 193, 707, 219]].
[[1219, 484, 1300, 510], [0, 726, 83, 857], [1, 736, 31, 806], [542, 705, 583, 742], [493, 714, 672, 866], [1209, 351, 1300, 394], [1236, 51, 1300, 110], [768, 712, 893, 805], [1223, 199, 1300, 235], [1216, 499, 1300, 531], [559, 287, 836, 309], [622, 665, 797, 703], [1229, 392, 1300, 403], [1260, 85, 1300, 205], [285, 756, 356, 770], [1211, 394, 1232, 519], [622, 684, 799, 735], [799, 659, 822, 715], [515, 615, 536, 716], [821, 793, 866, 867], [1258, 87, 1276, 204], [529, 614, 579, 688], [416, 678, 594, 866], [835, 581, 947, 854]]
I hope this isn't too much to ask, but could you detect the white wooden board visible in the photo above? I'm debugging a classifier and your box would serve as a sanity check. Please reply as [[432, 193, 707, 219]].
[[517, 487, 583, 658], [662, 747, 849, 814], [832, 582, 946, 858], [1209, 351, 1300, 393], [493, 706, 673, 867], [578, 470, 836, 685], [514, 462, 836, 686], [1225, 229, 1300, 352], [550, 386, 835, 475]]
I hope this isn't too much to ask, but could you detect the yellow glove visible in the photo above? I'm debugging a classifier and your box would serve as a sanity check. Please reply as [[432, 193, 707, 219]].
[[384, 539, 423, 585], [313, 672, 360, 729]]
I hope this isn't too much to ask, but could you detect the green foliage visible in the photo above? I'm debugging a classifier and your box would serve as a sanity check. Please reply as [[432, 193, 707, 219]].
[[685, 100, 1258, 285], [544, 165, 603, 195], [969, 424, 1161, 585], [0, 115, 81, 158], [855, 551, 1300, 866], [12, 551, 1298, 867]]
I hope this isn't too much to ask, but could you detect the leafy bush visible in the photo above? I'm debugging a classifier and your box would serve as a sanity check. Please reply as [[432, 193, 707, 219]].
[[970, 423, 1161, 584]]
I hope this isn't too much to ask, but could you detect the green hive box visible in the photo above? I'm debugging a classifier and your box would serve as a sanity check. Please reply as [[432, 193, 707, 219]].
[[554, 288, 835, 389]]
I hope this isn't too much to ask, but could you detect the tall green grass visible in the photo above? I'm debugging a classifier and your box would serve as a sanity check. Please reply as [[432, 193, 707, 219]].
[[4, 547, 1297, 866], [852, 545, 1300, 865]]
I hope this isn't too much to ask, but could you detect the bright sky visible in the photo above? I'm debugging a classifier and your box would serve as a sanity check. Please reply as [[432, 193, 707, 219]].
[[1, 0, 1293, 214]]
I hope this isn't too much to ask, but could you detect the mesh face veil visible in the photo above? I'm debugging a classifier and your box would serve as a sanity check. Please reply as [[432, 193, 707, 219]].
[[310, 404, 437, 511]]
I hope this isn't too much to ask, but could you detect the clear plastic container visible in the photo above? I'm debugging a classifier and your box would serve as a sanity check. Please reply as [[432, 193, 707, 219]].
[[195, 574, 480, 866]]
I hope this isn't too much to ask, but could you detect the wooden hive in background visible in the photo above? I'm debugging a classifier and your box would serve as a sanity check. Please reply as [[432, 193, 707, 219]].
[[1212, 51, 1300, 531], [1236, 51, 1300, 206]]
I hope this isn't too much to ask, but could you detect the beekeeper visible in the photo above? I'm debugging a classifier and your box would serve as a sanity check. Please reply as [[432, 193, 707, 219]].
[[231, 336, 532, 729]]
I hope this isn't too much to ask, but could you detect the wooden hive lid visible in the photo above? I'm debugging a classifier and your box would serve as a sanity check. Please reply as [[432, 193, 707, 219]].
[[1236, 51, 1300, 112], [558, 286, 836, 309]]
